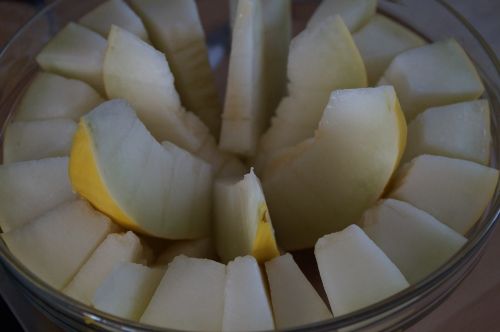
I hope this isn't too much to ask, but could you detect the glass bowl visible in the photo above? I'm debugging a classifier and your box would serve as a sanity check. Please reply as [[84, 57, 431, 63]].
[[0, 0, 499, 331]]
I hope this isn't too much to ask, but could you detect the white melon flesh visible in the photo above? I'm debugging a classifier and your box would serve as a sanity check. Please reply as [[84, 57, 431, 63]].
[[70, 100, 213, 239], [222, 256, 274, 331], [79, 0, 149, 41], [255, 16, 366, 171], [214, 169, 279, 263], [361, 199, 467, 283], [3, 119, 77, 163], [262, 86, 406, 250], [155, 238, 216, 266], [403, 100, 491, 165], [353, 14, 426, 84], [265, 253, 332, 329], [315, 225, 409, 316], [1, 200, 117, 289], [307, 0, 376, 32], [389, 155, 499, 235], [63, 231, 143, 305], [140, 256, 226, 331], [36, 23, 106, 93], [103, 26, 241, 175], [379, 39, 484, 120], [13, 72, 103, 122], [93, 262, 164, 321], [128, 0, 221, 137], [220, 0, 264, 156], [0, 157, 76, 232]]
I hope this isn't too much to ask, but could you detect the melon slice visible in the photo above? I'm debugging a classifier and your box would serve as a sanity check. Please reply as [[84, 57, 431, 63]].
[[307, 0, 377, 32], [155, 238, 216, 266]]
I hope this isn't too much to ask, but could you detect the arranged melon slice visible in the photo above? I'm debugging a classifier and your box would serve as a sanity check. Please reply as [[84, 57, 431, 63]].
[[128, 0, 221, 137], [92, 262, 164, 320], [353, 14, 426, 84], [13, 72, 103, 122], [0, 157, 76, 232], [403, 100, 491, 165], [361, 199, 467, 283], [307, 0, 376, 32], [103, 26, 243, 176], [69, 99, 213, 239], [222, 256, 274, 331], [263, 86, 406, 250], [1, 200, 117, 289], [255, 16, 366, 171], [3, 119, 77, 163], [265, 253, 332, 329], [155, 238, 216, 266], [214, 169, 279, 263], [79, 0, 149, 41], [315, 225, 409, 316], [63, 231, 144, 305], [36, 23, 106, 93], [379, 39, 484, 120], [140, 256, 226, 331], [389, 155, 499, 234]]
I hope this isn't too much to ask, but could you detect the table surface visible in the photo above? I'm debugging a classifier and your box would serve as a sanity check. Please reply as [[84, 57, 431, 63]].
[[0, 1, 499, 331]]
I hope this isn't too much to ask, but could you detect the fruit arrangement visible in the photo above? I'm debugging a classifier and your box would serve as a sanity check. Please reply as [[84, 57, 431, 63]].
[[0, 0, 498, 331]]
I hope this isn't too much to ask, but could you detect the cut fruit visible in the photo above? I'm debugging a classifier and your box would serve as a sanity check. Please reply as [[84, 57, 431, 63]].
[[79, 0, 149, 41], [36, 23, 106, 93], [69, 99, 213, 239], [353, 14, 426, 84], [307, 0, 376, 32], [255, 15, 367, 171], [92, 262, 164, 321], [128, 0, 221, 137], [389, 155, 499, 235], [402, 100, 491, 165], [1, 200, 117, 289], [3, 119, 77, 163], [215, 169, 279, 263], [219, 0, 264, 156], [315, 225, 409, 316], [263, 86, 406, 250], [103, 26, 242, 175], [0, 157, 76, 232], [13, 72, 103, 122], [379, 39, 484, 120], [265, 253, 332, 329], [361, 199, 467, 283], [63, 231, 144, 305], [222, 256, 274, 331], [140, 256, 226, 331], [155, 238, 216, 266]]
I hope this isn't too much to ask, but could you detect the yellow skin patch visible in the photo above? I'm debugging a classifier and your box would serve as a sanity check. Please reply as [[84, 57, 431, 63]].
[[252, 203, 280, 263]]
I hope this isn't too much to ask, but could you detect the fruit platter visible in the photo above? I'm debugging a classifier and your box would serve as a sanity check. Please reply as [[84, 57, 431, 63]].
[[0, 0, 499, 331]]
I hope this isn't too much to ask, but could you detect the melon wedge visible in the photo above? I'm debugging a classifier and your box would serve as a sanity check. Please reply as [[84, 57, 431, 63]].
[[128, 0, 221, 137], [265, 253, 332, 329], [389, 155, 499, 234], [379, 39, 484, 120], [315, 225, 409, 316], [214, 169, 279, 263], [1, 200, 117, 289], [92, 262, 164, 320], [79, 0, 149, 41], [307, 0, 376, 32], [140, 256, 226, 331], [14, 72, 103, 122], [155, 238, 216, 266], [69, 99, 213, 239], [36, 23, 106, 93], [0, 157, 76, 232], [63, 231, 143, 305], [3, 119, 77, 163], [361, 199, 467, 283], [263, 86, 406, 250]]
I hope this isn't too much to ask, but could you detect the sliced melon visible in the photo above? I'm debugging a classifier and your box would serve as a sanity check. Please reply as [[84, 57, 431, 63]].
[[155, 238, 216, 266], [307, 0, 377, 32]]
